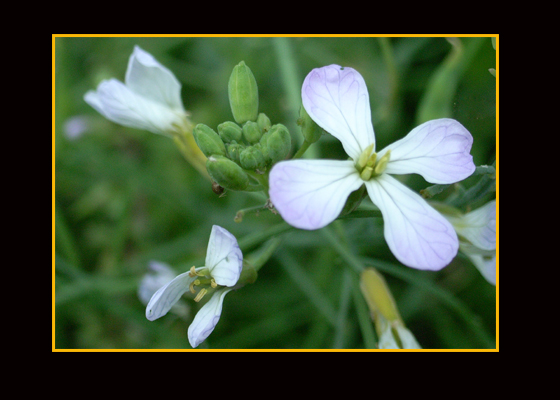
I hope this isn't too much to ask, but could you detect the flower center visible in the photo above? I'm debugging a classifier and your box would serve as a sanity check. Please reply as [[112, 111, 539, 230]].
[[188, 266, 218, 302], [355, 144, 391, 181]]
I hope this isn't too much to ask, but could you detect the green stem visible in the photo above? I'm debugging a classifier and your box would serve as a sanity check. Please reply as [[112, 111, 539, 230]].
[[292, 139, 312, 159]]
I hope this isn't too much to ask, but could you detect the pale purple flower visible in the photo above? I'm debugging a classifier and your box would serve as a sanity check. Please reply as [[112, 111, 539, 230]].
[[145, 225, 242, 348], [269, 65, 476, 271]]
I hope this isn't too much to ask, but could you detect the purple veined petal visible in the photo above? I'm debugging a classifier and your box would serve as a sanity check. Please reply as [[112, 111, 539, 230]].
[[145, 270, 199, 321], [205, 225, 243, 287], [125, 45, 185, 112], [302, 65, 375, 160], [365, 174, 459, 271], [188, 288, 232, 348], [269, 159, 363, 230], [379, 118, 475, 184]]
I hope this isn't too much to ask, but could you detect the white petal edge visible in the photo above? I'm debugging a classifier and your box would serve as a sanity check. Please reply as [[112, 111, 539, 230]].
[[365, 174, 458, 270], [84, 78, 183, 136], [452, 201, 496, 251], [269, 159, 363, 230], [205, 225, 243, 287], [145, 270, 199, 321], [302, 65, 375, 160], [125, 45, 185, 112], [465, 251, 496, 285], [379, 118, 475, 184], [188, 288, 232, 348]]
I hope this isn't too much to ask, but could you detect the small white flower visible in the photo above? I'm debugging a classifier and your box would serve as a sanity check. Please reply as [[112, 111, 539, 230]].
[[145, 225, 243, 348], [269, 65, 476, 271], [84, 45, 190, 137], [446, 201, 497, 285]]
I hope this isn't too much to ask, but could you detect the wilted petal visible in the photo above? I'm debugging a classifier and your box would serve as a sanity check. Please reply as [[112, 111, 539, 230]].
[[188, 288, 232, 348], [302, 65, 375, 160], [84, 78, 184, 136], [205, 225, 243, 287], [380, 119, 475, 184], [365, 174, 458, 270], [125, 45, 185, 112], [269, 159, 362, 230], [145, 270, 199, 321]]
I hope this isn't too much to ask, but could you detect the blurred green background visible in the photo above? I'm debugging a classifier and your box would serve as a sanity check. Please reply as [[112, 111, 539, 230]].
[[54, 36, 497, 350]]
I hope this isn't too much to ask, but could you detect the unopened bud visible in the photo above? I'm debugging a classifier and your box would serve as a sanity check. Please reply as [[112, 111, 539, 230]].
[[239, 146, 266, 170], [206, 155, 249, 191], [228, 61, 259, 124], [298, 105, 323, 144], [218, 121, 243, 143], [193, 124, 226, 157], [257, 113, 272, 133], [266, 124, 291, 163], [226, 142, 243, 164], [242, 121, 262, 144]]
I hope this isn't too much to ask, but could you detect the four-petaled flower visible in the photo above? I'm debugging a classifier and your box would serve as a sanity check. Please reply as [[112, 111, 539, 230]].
[[84, 45, 191, 137], [145, 225, 243, 348], [269, 64, 476, 271]]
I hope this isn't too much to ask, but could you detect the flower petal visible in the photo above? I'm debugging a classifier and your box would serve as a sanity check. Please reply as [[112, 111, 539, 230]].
[[188, 288, 232, 348], [379, 118, 475, 184], [205, 225, 243, 287], [84, 78, 185, 136], [302, 65, 375, 160], [125, 45, 185, 112], [269, 159, 362, 230], [145, 270, 199, 321], [365, 174, 458, 270], [453, 200, 496, 251], [468, 253, 496, 285], [138, 261, 177, 305]]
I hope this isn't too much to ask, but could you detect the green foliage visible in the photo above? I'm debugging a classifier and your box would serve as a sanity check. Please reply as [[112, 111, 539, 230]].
[[54, 36, 497, 350]]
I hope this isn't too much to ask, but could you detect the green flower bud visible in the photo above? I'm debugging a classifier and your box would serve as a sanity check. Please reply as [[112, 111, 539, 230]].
[[298, 105, 323, 144], [218, 121, 243, 143], [226, 142, 243, 164], [239, 146, 266, 170], [193, 123, 226, 157], [266, 124, 291, 163], [206, 155, 249, 191], [228, 61, 259, 124], [257, 113, 271, 133], [242, 121, 262, 144]]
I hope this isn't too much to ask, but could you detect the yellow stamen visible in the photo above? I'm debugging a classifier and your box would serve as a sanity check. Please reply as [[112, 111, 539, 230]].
[[194, 288, 208, 302], [210, 279, 218, 288]]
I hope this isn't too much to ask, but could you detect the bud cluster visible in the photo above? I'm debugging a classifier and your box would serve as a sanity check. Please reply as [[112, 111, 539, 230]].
[[193, 61, 292, 191]]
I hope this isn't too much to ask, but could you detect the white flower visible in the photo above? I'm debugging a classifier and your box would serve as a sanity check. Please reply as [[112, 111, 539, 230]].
[[446, 201, 497, 285], [84, 45, 190, 137], [145, 225, 243, 348], [269, 65, 476, 271]]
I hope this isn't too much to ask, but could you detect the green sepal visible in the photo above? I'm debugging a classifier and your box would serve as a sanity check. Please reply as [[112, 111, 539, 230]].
[[298, 105, 323, 144]]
